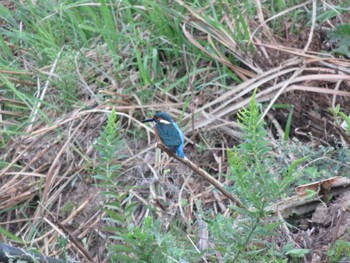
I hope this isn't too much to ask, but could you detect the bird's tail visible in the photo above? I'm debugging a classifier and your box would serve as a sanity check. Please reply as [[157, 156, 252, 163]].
[[176, 147, 185, 158]]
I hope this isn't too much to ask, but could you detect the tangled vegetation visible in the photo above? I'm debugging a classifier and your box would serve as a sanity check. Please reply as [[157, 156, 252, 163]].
[[1, 0, 350, 262]]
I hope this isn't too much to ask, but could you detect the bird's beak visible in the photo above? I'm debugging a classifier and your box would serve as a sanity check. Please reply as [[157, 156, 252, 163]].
[[141, 117, 155, 123]]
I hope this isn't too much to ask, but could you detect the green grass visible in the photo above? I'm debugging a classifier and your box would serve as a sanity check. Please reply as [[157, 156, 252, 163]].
[[0, 0, 254, 106], [1, 0, 350, 262]]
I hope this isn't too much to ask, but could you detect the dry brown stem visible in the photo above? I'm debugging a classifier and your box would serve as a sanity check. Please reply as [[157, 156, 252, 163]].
[[156, 144, 244, 208]]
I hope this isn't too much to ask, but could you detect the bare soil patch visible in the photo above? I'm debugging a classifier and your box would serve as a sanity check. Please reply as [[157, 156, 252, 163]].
[[292, 192, 350, 262]]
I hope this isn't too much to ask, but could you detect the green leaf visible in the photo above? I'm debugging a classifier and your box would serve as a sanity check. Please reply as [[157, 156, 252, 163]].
[[327, 24, 350, 57], [285, 248, 310, 258], [0, 226, 23, 242], [111, 244, 139, 253], [328, 24, 350, 42]]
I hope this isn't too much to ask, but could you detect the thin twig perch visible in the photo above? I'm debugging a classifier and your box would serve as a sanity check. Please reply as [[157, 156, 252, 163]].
[[156, 144, 244, 208]]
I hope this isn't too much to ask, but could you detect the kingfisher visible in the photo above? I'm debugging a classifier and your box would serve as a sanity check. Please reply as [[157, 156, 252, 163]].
[[142, 112, 185, 158]]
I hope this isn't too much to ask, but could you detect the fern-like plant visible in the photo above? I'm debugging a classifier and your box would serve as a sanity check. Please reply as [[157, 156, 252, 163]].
[[94, 109, 198, 262], [93, 109, 137, 261], [209, 92, 304, 261], [228, 91, 300, 210]]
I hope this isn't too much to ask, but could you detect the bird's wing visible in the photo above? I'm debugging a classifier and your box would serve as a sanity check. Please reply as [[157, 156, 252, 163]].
[[156, 123, 182, 148]]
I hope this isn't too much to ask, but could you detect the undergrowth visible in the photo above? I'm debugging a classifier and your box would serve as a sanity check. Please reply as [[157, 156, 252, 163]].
[[94, 95, 307, 262], [1, 0, 350, 262], [94, 109, 201, 262], [209, 93, 305, 262]]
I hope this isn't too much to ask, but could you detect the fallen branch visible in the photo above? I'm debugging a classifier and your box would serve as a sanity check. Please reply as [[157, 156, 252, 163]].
[[55, 220, 94, 262], [0, 242, 65, 263], [269, 177, 350, 218], [156, 144, 244, 208]]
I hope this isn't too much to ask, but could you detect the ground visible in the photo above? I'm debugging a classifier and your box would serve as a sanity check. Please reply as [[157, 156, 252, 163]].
[[1, 1, 350, 262]]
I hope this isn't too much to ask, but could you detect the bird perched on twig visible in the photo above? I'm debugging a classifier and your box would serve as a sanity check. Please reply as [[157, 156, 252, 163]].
[[142, 111, 185, 158], [142, 112, 244, 207]]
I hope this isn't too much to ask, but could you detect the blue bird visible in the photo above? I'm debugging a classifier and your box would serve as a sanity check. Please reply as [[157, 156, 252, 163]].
[[142, 112, 185, 158]]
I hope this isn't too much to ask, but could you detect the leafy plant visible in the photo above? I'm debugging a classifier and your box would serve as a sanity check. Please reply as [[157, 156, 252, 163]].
[[94, 109, 197, 262], [209, 92, 305, 261], [327, 240, 350, 262], [93, 109, 136, 260], [228, 92, 302, 209], [270, 104, 295, 141], [283, 243, 310, 260], [327, 24, 350, 58], [110, 216, 198, 262], [330, 104, 350, 135], [94, 108, 125, 184]]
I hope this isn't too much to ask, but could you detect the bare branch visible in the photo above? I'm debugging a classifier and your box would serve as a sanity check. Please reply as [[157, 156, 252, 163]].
[[156, 144, 244, 208]]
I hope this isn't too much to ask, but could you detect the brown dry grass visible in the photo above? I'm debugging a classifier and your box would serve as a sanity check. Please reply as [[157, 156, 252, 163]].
[[1, 1, 350, 262]]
